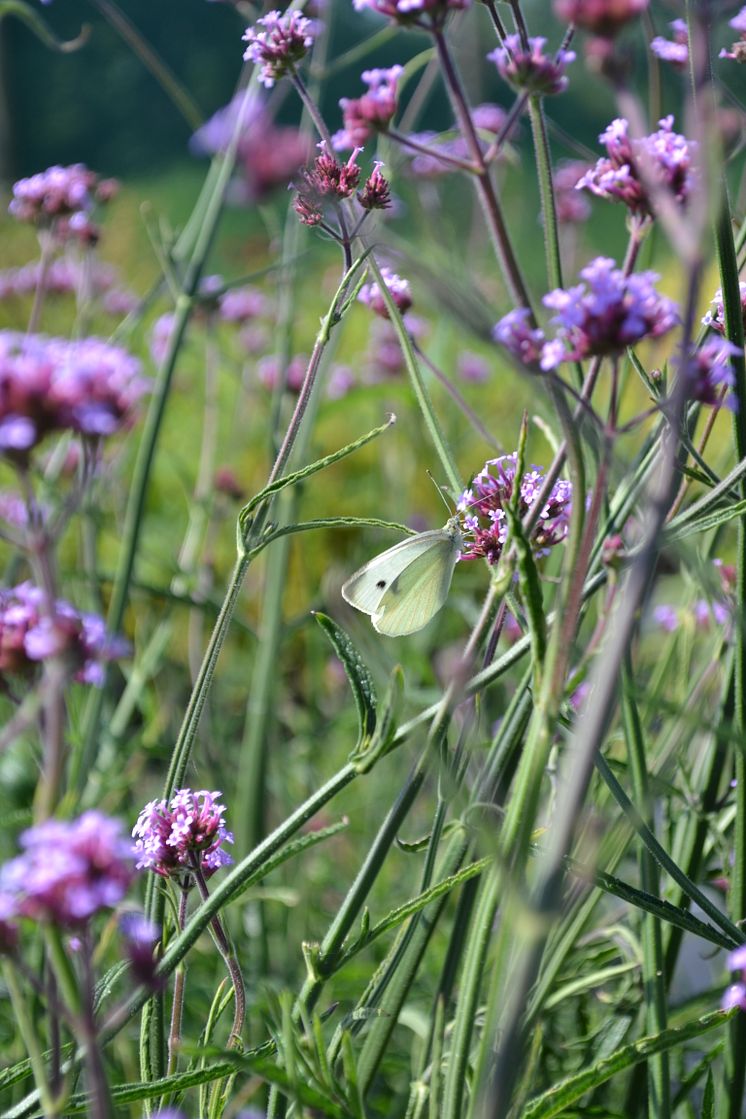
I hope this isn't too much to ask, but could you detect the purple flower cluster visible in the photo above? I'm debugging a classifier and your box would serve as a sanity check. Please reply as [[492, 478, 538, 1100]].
[[293, 144, 363, 226], [132, 789, 234, 879], [219, 285, 268, 323], [488, 36, 575, 96], [684, 337, 739, 410], [539, 257, 679, 369], [577, 116, 697, 220], [702, 282, 746, 336], [352, 0, 470, 25], [493, 308, 546, 368], [9, 165, 117, 229], [120, 913, 162, 988], [0, 581, 128, 684], [242, 10, 315, 87], [192, 94, 311, 204], [358, 267, 412, 318], [553, 161, 592, 224], [457, 454, 572, 566], [723, 945, 746, 1011], [650, 19, 689, 68], [405, 104, 511, 177], [553, 0, 649, 39], [0, 258, 135, 315], [0, 331, 149, 454], [333, 66, 403, 151], [721, 7, 746, 62], [0, 812, 134, 929]]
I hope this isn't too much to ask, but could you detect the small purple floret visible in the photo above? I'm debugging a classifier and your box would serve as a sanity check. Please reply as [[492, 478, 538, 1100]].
[[133, 789, 234, 880]]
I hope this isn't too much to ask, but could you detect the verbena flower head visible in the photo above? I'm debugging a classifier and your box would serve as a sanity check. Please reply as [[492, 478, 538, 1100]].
[[0, 581, 128, 684], [9, 165, 116, 227], [493, 307, 546, 368], [352, 0, 470, 26], [242, 10, 315, 87], [257, 354, 307, 393], [488, 36, 575, 96], [724, 944, 746, 1011], [333, 66, 403, 151], [293, 144, 362, 226], [702, 282, 746, 335], [650, 19, 689, 68], [721, 7, 746, 62], [577, 116, 697, 220], [458, 455, 572, 566], [683, 337, 739, 410], [540, 257, 678, 369], [0, 812, 134, 928], [219, 286, 268, 323], [553, 0, 649, 38], [0, 331, 148, 455], [132, 789, 234, 880], [359, 162, 392, 210], [358, 267, 412, 317]]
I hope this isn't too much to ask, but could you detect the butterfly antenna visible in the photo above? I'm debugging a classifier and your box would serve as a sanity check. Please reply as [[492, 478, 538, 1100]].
[[426, 470, 455, 514]]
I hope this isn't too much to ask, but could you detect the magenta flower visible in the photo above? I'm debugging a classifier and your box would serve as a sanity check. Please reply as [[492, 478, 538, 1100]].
[[576, 116, 697, 221], [724, 944, 746, 1011], [652, 604, 679, 632], [488, 36, 575, 96], [352, 0, 470, 25], [132, 790, 234, 880], [359, 162, 392, 211], [0, 812, 134, 928], [553, 0, 649, 38], [721, 7, 746, 62], [120, 913, 162, 989], [458, 455, 572, 566], [650, 19, 689, 68], [702, 282, 746, 336], [358, 267, 412, 318], [0, 581, 128, 684], [540, 257, 679, 369], [0, 331, 148, 454], [257, 354, 308, 394], [333, 66, 403, 151], [493, 307, 546, 368], [242, 10, 315, 87]]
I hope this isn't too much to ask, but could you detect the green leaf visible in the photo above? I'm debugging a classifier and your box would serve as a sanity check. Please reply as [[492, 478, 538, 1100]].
[[349, 665, 403, 773], [523, 1010, 731, 1119], [314, 613, 377, 743], [702, 1067, 715, 1119]]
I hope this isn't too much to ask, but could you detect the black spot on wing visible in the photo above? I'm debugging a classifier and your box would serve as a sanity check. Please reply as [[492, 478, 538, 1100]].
[[376, 579, 386, 589]]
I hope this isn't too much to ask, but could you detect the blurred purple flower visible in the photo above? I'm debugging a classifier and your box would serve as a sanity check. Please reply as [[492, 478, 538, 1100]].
[[684, 337, 739, 410], [0, 331, 148, 454], [724, 943, 746, 1011], [9, 165, 116, 226], [257, 354, 307, 393], [352, 0, 470, 24], [540, 257, 679, 368], [362, 314, 428, 381], [405, 104, 511, 178], [242, 10, 315, 87], [219, 286, 267, 323], [553, 161, 592, 224], [702, 281, 746, 336], [327, 364, 356, 399], [650, 19, 689, 68], [133, 790, 234, 880], [120, 913, 162, 988], [0, 812, 134, 927], [0, 491, 29, 527], [721, 7, 746, 62], [553, 0, 649, 38], [652, 604, 679, 632], [358, 267, 412, 318], [577, 116, 697, 220], [493, 307, 546, 368], [457, 351, 490, 383], [488, 36, 575, 96], [333, 66, 403, 150], [191, 94, 311, 204], [0, 581, 128, 684], [458, 454, 572, 566]]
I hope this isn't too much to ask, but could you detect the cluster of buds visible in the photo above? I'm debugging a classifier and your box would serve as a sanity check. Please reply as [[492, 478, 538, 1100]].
[[0, 581, 128, 686], [721, 8, 746, 63], [458, 455, 572, 566], [650, 19, 689, 69], [293, 145, 390, 226], [242, 10, 315, 87], [333, 66, 403, 151], [132, 789, 234, 881], [352, 0, 470, 28], [553, 0, 649, 40], [358, 266, 412, 318]]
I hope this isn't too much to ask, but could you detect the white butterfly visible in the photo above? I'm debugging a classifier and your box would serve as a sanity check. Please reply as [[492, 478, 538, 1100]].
[[341, 516, 464, 636]]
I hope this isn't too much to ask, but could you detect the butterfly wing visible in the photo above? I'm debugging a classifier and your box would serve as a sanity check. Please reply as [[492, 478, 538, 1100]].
[[371, 535, 461, 636], [341, 532, 449, 617]]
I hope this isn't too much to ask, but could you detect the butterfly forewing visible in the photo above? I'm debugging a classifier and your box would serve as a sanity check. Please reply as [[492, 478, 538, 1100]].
[[372, 537, 461, 636], [341, 532, 454, 615]]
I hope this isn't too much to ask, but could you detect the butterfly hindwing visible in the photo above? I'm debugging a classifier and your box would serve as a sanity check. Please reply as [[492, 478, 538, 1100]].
[[371, 537, 460, 636], [341, 532, 455, 615]]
